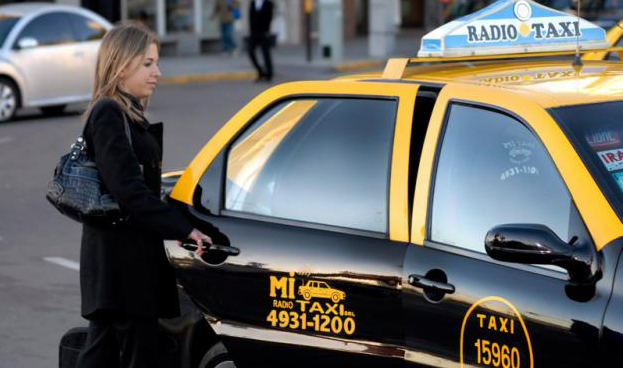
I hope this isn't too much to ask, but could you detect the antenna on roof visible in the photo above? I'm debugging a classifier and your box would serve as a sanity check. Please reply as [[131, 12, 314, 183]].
[[573, 0, 583, 67]]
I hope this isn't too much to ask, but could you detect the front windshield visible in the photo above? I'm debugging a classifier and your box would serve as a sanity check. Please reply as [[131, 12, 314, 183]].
[[551, 101, 623, 220], [0, 15, 19, 48]]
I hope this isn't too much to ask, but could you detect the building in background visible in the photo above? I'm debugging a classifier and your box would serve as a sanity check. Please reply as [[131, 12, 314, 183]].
[[10, 1, 608, 57], [0, 0, 428, 56]]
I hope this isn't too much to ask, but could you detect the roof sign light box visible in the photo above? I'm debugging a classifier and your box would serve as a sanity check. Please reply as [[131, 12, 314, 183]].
[[418, 0, 609, 58]]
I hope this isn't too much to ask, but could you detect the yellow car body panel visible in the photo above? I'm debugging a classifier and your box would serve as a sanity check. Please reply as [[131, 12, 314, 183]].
[[410, 83, 623, 250], [172, 59, 623, 250], [583, 21, 623, 61], [341, 60, 623, 107], [170, 81, 420, 242]]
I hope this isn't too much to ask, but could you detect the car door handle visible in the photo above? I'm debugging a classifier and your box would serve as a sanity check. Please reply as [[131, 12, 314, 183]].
[[181, 242, 240, 257], [408, 274, 455, 294]]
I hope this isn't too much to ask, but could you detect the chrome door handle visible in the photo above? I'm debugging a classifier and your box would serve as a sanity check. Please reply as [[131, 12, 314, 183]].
[[181, 242, 240, 256], [408, 274, 455, 294]]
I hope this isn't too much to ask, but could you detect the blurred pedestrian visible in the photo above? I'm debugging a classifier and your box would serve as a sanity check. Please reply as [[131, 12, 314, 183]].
[[75, 22, 212, 368], [213, 0, 240, 56], [248, 0, 274, 82]]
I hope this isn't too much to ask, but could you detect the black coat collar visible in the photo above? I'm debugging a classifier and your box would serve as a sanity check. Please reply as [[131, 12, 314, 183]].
[[120, 91, 151, 130]]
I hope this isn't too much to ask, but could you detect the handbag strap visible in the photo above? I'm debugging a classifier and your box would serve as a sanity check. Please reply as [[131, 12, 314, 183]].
[[121, 113, 132, 147], [79, 98, 133, 147]]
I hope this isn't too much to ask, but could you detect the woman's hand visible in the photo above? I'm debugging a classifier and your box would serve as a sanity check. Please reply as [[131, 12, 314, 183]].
[[181, 228, 212, 256]]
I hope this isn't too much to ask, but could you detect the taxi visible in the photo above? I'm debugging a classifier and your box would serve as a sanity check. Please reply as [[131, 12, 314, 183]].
[[161, 1, 623, 367]]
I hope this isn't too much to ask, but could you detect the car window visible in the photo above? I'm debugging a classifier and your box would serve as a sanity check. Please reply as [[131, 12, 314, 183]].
[[16, 12, 75, 47], [430, 104, 573, 254], [224, 97, 397, 234], [66, 13, 106, 41], [0, 15, 19, 47], [606, 34, 623, 60]]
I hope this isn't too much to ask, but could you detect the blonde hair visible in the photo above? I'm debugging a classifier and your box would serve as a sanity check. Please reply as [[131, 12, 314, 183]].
[[85, 21, 159, 123]]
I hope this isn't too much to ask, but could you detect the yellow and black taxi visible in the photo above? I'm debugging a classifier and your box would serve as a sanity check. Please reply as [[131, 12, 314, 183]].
[[160, 1, 623, 367]]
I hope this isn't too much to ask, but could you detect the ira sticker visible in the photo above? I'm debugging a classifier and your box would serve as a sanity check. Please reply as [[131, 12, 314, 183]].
[[586, 131, 621, 150], [598, 149, 623, 172], [613, 172, 623, 192]]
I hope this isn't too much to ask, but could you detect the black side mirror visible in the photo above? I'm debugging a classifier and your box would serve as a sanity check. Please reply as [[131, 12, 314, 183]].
[[485, 224, 601, 285]]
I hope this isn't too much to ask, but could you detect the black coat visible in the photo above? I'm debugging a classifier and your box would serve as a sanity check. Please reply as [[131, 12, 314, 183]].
[[80, 97, 193, 319], [249, 0, 273, 36]]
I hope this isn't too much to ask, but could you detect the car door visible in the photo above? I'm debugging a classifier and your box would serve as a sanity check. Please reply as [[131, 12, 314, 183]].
[[11, 11, 85, 105], [402, 84, 622, 367], [167, 82, 420, 368]]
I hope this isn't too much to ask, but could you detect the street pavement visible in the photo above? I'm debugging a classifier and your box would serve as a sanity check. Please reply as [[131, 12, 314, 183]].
[[0, 31, 424, 368]]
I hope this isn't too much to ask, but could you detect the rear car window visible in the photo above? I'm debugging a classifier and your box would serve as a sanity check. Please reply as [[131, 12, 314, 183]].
[[551, 101, 623, 221], [224, 98, 397, 233]]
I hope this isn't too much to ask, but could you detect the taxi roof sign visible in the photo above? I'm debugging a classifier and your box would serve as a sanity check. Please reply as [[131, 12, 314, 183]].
[[418, 0, 609, 58]]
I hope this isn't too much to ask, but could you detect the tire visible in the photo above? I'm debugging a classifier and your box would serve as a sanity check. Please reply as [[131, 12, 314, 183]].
[[331, 293, 340, 303], [0, 77, 18, 122], [40, 104, 66, 116], [303, 291, 311, 300], [198, 342, 236, 368]]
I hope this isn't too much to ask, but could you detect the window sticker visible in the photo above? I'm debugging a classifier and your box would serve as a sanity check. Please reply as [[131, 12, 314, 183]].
[[586, 131, 621, 150], [500, 140, 540, 181], [461, 296, 533, 368], [597, 148, 623, 172], [267, 273, 356, 336], [613, 172, 623, 192]]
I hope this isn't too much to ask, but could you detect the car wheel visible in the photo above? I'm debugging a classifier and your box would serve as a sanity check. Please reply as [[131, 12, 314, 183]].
[[303, 291, 311, 300], [0, 77, 18, 122], [198, 342, 236, 368], [331, 293, 340, 303], [40, 104, 67, 116]]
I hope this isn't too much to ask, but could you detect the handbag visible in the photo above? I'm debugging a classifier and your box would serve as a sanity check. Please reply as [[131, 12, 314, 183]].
[[46, 107, 132, 226]]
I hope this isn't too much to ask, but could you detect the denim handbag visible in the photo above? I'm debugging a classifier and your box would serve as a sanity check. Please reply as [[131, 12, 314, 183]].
[[46, 113, 132, 226]]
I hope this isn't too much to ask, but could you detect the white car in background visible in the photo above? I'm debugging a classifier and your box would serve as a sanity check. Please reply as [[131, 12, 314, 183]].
[[0, 3, 112, 122]]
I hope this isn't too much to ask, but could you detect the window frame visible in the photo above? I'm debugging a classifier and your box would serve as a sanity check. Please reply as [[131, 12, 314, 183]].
[[179, 81, 421, 243], [219, 94, 400, 239], [424, 99, 588, 276]]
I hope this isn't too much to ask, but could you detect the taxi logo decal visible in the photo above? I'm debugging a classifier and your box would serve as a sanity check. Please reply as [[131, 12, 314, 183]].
[[298, 280, 346, 303], [598, 148, 623, 172], [586, 131, 621, 150], [501, 140, 539, 181], [460, 296, 533, 368], [267, 272, 356, 336]]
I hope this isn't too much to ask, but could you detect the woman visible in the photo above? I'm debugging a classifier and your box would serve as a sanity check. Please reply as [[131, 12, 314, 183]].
[[76, 22, 211, 368]]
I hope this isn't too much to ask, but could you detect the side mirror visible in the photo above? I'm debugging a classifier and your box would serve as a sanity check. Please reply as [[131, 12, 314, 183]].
[[16, 37, 38, 50], [485, 224, 601, 285]]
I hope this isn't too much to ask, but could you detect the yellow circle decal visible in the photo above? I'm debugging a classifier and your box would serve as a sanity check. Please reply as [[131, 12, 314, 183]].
[[460, 296, 533, 368]]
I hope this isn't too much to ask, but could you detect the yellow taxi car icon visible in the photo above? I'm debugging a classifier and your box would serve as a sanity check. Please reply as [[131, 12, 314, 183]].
[[298, 280, 346, 303]]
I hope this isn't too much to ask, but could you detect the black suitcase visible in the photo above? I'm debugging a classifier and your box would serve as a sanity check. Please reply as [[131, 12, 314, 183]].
[[58, 325, 180, 368], [59, 327, 88, 368]]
